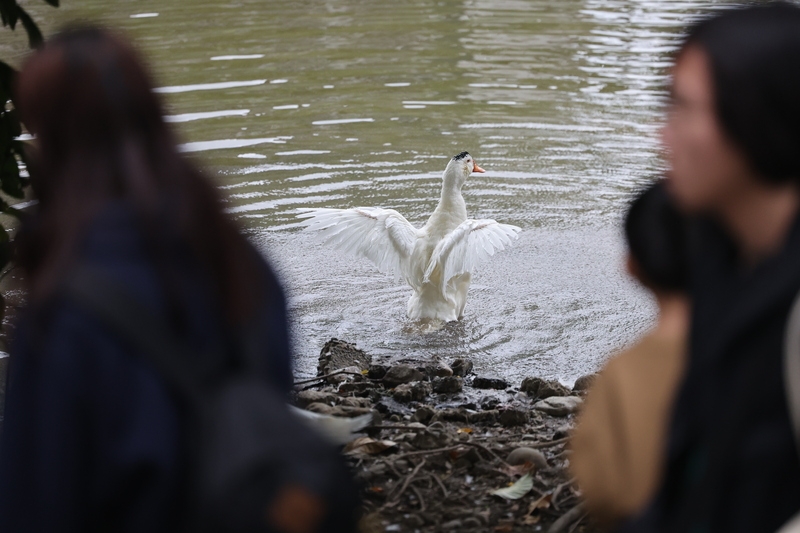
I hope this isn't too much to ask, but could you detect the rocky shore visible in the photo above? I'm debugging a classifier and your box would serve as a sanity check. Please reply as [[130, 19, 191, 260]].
[[291, 339, 601, 533]]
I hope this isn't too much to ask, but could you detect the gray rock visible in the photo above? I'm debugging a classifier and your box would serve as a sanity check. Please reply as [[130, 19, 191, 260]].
[[450, 358, 474, 377], [339, 396, 372, 409], [468, 410, 499, 425], [507, 447, 548, 469], [392, 381, 431, 403], [295, 390, 338, 408], [480, 396, 501, 410], [554, 423, 573, 439], [499, 408, 528, 427], [433, 376, 463, 394], [383, 364, 425, 387], [305, 402, 336, 415], [328, 365, 361, 385], [412, 406, 435, 424], [472, 376, 509, 390], [431, 362, 454, 377], [317, 338, 371, 377], [533, 396, 584, 416], [520, 377, 570, 400], [573, 373, 598, 393], [431, 408, 469, 423], [367, 364, 388, 380], [411, 429, 449, 450]]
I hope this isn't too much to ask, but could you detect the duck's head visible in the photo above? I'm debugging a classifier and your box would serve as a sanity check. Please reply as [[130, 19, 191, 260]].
[[444, 151, 485, 188]]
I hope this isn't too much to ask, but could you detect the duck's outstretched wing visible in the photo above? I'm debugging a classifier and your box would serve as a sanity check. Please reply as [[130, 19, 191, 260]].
[[424, 219, 521, 293], [297, 207, 420, 283]]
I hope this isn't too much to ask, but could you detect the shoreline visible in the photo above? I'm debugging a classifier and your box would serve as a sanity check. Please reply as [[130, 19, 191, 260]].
[[291, 339, 600, 533]]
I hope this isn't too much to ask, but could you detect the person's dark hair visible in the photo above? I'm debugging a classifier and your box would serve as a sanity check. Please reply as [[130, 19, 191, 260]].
[[625, 181, 688, 293], [14, 26, 261, 324], [681, 2, 800, 184]]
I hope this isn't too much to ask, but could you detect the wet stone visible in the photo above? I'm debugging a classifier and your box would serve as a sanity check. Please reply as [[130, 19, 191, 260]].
[[450, 358, 474, 377], [472, 376, 509, 390], [392, 381, 430, 403], [468, 409, 499, 425], [499, 408, 528, 427], [431, 408, 469, 423], [520, 377, 570, 400], [573, 373, 598, 393], [339, 396, 372, 409], [433, 375, 463, 394], [430, 362, 454, 377], [294, 390, 338, 408], [337, 381, 375, 395], [411, 429, 449, 450], [383, 364, 425, 387], [412, 405, 435, 424], [305, 402, 336, 415], [317, 338, 371, 376], [367, 364, 388, 380]]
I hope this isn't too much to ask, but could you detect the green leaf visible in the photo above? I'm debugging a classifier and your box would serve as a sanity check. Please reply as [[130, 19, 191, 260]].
[[490, 474, 534, 500], [17, 7, 42, 48]]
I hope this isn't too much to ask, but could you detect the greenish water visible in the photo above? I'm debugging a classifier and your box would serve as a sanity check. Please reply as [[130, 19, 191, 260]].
[[2, 0, 722, 382]]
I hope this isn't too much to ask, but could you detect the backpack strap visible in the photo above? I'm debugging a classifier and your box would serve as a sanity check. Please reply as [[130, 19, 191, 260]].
[[62, 264, 207, 404]]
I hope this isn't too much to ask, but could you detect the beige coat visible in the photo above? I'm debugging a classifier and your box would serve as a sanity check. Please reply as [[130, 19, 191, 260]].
[[570, 333, 686, 527]]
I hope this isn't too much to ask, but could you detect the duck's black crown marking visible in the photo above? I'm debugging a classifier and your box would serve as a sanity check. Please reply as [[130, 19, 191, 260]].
[[453, 151, 470, 161]]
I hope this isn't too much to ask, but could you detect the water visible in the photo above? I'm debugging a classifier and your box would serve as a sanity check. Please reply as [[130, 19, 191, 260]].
[[3, 0, 727, 383]]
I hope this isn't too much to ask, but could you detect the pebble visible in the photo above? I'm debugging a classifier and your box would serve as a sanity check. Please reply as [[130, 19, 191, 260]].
[[432, 376, 463, 393], [468, 410, 499, 425], [412, 405, 435, 424], [573, 373, 598, 393], [294, 390, 338, 408], [507, 447, 548, 469], [432, 362, 454, 377], [450, 358, 474, 377], [472, 376, 509, 390], [532, 396, 584, 416], [411, 429, 448, 450], [383, 365, 425, 387], [368, 364, 388, 380]]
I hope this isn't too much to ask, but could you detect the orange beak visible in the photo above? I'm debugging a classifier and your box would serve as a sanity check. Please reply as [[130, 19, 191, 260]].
[[472, 162, 486, 173]]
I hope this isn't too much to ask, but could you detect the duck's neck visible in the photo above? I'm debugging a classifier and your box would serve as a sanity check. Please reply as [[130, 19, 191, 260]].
[[433, 179, 467, 220]]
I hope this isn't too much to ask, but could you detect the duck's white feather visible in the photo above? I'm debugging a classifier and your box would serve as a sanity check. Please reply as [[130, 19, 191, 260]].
[[424, 219, 521, 295], [297, 207, 421, 285]]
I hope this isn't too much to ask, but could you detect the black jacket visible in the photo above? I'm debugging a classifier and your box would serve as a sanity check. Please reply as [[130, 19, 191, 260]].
[[623, 215, 800, 533], [0, 203, 293, 533]]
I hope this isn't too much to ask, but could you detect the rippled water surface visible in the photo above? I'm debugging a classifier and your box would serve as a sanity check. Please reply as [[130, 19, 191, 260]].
[[5, 0, 729, 382]]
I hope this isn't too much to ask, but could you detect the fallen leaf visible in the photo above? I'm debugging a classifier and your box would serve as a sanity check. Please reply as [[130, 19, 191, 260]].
[[361, 369, 369, 375], [527, 493, 552, 514], [457, 427, 473, 434], [490, 474, 533, 500], [522, 515, 541, 525], [343, 437, 397, 455]]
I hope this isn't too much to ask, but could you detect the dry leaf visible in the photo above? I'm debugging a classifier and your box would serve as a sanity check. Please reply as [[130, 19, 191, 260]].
[[527, 493, 552, 513], [457, 427, 473, 434], [343, 437, 397, 455], [490, 474, 533, 500]]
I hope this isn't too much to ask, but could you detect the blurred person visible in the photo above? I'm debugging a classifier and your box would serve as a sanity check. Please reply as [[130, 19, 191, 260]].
[[620, 3, 800, 533], [570, 182, 689, 529], [0, 26, 356, 533]]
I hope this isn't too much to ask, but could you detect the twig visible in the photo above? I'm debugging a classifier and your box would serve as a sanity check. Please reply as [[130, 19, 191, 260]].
[[292, 369, 364, 386], [567, 514, 585, 533], [427, 473, 449, 499], [460, 441, 511, 468], [551, 477, 576, 511], [523, 437, 571, 449], [411, 484, 426, 512], [546, 503, 586, 533], [389, 458, 427, 502], [395, 445, 464, 459]]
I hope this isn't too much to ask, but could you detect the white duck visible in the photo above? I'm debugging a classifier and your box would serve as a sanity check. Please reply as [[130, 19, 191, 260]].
[[297, 151, 521, 322]]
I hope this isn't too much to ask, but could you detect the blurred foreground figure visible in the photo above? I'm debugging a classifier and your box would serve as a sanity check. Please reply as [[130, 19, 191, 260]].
[[570, 182, 689, 529], [0, 26, 357, 533], [621, 4, 800, 533]]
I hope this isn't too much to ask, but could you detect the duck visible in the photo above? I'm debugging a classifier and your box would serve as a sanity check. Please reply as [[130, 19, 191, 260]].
[[297, 151, 521, 322]]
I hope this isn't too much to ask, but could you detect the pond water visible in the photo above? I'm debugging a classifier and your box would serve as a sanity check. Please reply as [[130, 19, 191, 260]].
[[4, 0, 726, 383]]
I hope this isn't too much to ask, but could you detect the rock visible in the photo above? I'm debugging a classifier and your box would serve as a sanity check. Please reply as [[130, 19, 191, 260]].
[[367, 364, 388, 380], [573, 373, 598, 393], [499, 408, 528, 427], [480, 396, 501, 410], [450, 358, 474, 377], [329, 405, 373, 418], [431, 408, 469, 423], [507, 447, 548, 469], [554, 423, 573, 439], [412, 406, 435, 424], [328, 365, 361, 385], [305, 402, 336, 415], [520, 377, 570, 400], [392, 381, 431, 403], [294, 390, 338, 408], [411, 429, 449, 450], [472, 376, 509, 390], [339, 396, 372, 409], [533, 396, 584, 416], [317, 338, 371, 377], [432, 376, 463, 394], [468, 410, 499, 425], [430, 362, 454, 377], [383, 365, 425, 387], [337, 381, 375, 395]]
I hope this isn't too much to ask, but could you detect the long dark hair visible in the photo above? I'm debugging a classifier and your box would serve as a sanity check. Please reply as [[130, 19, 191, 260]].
[[14, 26, 261, 324], [625, 181, 688, 293], [681, 2, 800, 184]]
